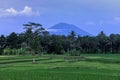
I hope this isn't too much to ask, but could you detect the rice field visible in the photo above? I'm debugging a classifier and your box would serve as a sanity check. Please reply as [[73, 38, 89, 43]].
[[0, 54, 120, 80]]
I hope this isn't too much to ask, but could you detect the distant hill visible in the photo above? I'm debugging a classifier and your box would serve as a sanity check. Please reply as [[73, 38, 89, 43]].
[[48, 23, 91, 36]]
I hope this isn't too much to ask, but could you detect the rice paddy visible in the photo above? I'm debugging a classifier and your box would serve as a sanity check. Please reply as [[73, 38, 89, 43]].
[[0, 54, 120, 80]]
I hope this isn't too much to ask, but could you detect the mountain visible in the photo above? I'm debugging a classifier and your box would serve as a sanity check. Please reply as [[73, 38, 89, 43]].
[[48, 23, 91, 36]]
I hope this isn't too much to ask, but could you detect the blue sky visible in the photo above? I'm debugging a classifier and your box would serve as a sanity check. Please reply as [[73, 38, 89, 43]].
[[0, 0, 120, 35]]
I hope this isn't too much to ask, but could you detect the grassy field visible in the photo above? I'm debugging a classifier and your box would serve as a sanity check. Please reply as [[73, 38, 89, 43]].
[[0, 54, 120, 80]]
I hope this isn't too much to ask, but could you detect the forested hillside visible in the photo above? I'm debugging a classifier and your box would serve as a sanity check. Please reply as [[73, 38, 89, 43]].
[[0, 22, 120, 55]]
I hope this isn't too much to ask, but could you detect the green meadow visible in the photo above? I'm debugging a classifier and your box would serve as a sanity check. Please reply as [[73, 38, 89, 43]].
[[0, 54, 120, 80]]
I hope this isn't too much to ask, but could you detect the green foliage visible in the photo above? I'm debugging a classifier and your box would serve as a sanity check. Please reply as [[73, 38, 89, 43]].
[[68, 49, 81, 56], [23, 22, 49, 55], [6, 32, 18, 49], [1, 23, 120, 55], [3, 48, 29, 55], [60, 49, 65, 54]]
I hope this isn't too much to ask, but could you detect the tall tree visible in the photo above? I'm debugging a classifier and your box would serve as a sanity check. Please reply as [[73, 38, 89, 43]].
[[6, 32, 18, 49], [97, 31, 108, 53], [0, 35, 6, 55], [68, 31, 76, 50], [23, 22, 48, 55]]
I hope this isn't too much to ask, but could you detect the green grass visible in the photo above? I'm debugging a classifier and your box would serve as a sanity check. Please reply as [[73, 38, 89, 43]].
[[0, 68, 119, 80], [0, 54, 120, 80]]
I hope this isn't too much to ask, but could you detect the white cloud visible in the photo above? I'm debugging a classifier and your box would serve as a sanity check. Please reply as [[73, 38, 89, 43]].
[[0, 6, 40, 17], [6, 8, 17, 14], [20, 6, 40, 16], [20, 6, 32, 14]]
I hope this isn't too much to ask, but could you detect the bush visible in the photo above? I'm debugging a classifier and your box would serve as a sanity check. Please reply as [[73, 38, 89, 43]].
[[3, 48, 10, 55], [68, 49, 81, 56], [3, 48, 28, 55], [60, 49, 65, 54]]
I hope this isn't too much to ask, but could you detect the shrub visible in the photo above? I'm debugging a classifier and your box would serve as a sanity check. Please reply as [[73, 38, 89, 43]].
[[3, 48, 27, 55], [69, 49, 81, 56]]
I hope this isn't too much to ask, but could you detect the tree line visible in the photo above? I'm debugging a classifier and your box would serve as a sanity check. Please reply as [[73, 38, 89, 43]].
[[0, 22, 120, 56]]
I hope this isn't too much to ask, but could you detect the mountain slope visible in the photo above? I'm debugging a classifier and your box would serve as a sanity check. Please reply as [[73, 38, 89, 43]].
[[48, 23, 91, 36]]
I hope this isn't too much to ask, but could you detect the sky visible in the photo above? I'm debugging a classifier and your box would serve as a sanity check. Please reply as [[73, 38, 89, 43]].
[[0, 0, 120, 35]]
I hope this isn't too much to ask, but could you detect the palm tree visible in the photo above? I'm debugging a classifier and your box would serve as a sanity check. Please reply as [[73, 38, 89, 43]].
[[23, 22, 48, 63]]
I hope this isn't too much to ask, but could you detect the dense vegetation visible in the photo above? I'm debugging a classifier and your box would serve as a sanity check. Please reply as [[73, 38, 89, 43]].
[[0, 22, 120, 55]]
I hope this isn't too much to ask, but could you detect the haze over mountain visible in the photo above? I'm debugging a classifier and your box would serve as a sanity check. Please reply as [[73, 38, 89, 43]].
[[48, 23, 91, 36]]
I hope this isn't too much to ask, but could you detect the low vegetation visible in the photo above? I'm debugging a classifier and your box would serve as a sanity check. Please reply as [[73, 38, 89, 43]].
[[0, 54, 120, 80]]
